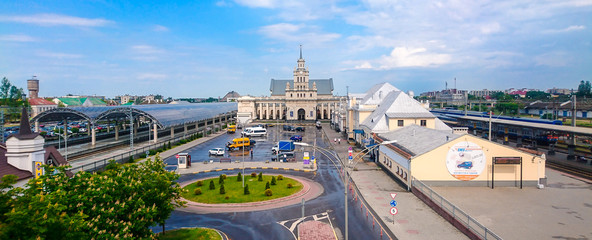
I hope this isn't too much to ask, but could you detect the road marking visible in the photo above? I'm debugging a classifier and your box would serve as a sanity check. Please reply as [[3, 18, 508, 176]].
[[215, 169, 222, 171], [273, 167, 279, 170], [262, 167, 269, 169]]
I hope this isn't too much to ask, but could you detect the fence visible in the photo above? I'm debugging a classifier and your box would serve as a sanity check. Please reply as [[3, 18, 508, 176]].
[[69, 126, 216, 174], [411, 178, 502, 240]]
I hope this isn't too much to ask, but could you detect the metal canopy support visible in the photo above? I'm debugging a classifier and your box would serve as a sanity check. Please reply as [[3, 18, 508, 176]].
[[153, 123, 158, 143], [91, 124, 96, 146], [128, 108, 133, 150]]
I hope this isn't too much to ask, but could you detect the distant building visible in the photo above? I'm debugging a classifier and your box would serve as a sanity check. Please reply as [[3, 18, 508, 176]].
[[221, 91, 240, 102], [28, 98, 57, 118], [237, 47, 339, 123], [546, 88, 571, 95], [469, 89, 501, 98], [53, 97, 107, 107]]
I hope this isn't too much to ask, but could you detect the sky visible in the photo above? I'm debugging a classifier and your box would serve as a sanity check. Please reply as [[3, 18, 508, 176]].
[[0, 0, 590, 98]]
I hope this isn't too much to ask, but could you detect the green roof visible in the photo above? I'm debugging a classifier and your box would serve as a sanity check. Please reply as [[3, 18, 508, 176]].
[[58, 98, 83, 106], [121, 102, 134, 105], [84, 98, 107, 105]]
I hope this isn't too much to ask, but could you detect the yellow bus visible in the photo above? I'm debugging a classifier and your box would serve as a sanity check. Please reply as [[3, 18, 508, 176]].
[[227, 124, 236, 133], [226, 137, 250, 150]]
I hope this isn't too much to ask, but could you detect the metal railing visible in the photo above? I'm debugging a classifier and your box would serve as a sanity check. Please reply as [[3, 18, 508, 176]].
[[411, 178, 502, 240]]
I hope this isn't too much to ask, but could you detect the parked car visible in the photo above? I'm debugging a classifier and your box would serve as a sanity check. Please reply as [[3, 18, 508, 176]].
[[283, 125, 295, 131], [290, 135, 303, 142], [208, 148, 225, 156], [316, 121, 322, 129], [295, 126, 305, 132]]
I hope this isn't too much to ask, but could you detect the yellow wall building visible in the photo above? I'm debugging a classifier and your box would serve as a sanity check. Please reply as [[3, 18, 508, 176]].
[[376, 125, 546, 189]]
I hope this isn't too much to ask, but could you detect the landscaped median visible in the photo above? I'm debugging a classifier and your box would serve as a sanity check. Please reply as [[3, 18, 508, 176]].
[[178, 173, 324, 213], [158, 227, 222, 240], [182, 173, 303, 204]]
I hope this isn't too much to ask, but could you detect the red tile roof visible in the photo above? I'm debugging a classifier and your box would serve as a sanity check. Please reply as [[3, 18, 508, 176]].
[[28, 98, 57, 106]]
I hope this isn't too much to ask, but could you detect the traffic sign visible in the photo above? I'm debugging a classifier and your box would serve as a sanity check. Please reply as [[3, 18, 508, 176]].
[[348, 155, 353, 160], [390, 193, 397, 199], [390, 207, 398, 215], [348, 146, 353, 151], [390, 200, 397, 207]]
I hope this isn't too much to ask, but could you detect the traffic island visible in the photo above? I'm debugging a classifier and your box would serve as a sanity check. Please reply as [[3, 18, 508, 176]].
[[178, 174, 324, 213]]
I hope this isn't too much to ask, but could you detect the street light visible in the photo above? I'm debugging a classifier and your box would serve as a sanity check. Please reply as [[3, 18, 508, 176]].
[[294, 139, 396, 240]]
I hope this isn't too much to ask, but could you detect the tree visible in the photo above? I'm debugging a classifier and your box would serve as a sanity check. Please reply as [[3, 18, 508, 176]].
[[0, 154, 185, 239], [243, 184, 250, 195], [219, 184, 225, 194], [237, 172, 242, 182], [265, 181, 270, 190], [209, 180, 215, 190], [271, 176, 277, 185], [577, 80, 592, 98]]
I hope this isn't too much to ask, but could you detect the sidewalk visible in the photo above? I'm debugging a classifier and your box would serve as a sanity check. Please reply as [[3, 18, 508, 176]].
[[322, 124, 467, 240]]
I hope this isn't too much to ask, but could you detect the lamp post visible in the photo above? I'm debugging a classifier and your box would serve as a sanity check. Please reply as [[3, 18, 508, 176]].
[[294, 139, 396, 240]]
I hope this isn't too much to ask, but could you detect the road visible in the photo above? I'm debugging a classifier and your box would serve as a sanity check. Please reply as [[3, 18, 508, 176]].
[[153, 125, 387, 240]]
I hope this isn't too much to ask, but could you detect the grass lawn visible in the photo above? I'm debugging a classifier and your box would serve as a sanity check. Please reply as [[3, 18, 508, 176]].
[[158, 228, 221, 240], [182, 174, 303, 204]]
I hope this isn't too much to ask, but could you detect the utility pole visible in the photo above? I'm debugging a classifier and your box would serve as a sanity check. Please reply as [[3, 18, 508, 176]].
[[488, 111, 492, 141]]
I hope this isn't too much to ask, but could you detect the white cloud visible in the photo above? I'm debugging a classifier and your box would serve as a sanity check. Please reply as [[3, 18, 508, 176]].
[[234, 0, 277, 8], [258, 23, 340, 45], [0, 14, 113, 27], [355, 62, 373, 69], [153, 25, 169, 32], [543, 25, 586, 34], [480, 22, 501, 34], [37, 51, 83, 59], [378, 47, 452, 68], [0, 34, 36, 42], [534, 52, 570, 67], [216, 1, 232, 7], [137, 73, 167, 80], [130, 45, 165, 61]]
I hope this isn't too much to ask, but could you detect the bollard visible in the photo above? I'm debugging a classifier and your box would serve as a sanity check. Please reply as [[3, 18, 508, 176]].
[[366, 211, 368, 220], [380, 229, 383, 239], [360, 203, 363, 211], [373, 220, 375, 229]]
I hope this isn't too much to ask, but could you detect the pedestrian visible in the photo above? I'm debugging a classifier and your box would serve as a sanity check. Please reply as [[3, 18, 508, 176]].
[[334, 138, 337, 143], [250, 148, 253, 159], [338, 138, 341, 144]]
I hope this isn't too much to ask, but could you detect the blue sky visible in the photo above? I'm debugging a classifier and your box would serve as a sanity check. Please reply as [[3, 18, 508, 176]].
[[0, 0, 590, 98]]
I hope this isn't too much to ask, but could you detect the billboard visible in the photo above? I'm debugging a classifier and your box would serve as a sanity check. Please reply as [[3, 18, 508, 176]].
[[445, 141, 486, 181]]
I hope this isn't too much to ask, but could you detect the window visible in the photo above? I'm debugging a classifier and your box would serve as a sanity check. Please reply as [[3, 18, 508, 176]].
[[420, 120, 427, 126], [398, 120, 403, 126]]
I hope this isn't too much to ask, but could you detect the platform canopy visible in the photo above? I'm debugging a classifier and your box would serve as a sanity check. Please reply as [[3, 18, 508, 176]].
[[30, 102, 237, 129]]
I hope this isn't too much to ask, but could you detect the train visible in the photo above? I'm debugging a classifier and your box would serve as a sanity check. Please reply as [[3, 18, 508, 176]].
[[430, 109, 563, 125], [431, 108, 560, 145]]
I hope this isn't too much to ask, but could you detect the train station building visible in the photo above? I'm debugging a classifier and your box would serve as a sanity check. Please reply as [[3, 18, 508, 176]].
[[237, 47, 341, 124], [375, 124, 547, 189]]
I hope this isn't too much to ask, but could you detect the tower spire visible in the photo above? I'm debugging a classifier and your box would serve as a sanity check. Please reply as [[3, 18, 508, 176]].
[[299, 44, 302, 59]]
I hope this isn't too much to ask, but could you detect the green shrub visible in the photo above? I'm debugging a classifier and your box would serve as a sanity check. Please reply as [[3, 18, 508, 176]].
[[197, 133, 203, 138], [105, 159, 119, 171], [277, 175, 284, 180], [258, 172, 263, 181], [265, 181, 270, 190], [287, 183, 293, 188], [219, 184, 225, 194], [237, 172, 242, 181], [180, 139, 187, 144], [168, 141, 171, 149], [221, 174, 227, 179], [244, 184, 250, 195], [271, 176, 277, 185], [264, 189, 273, 196], [128, 156, 134, 163], [196, 180, 203, 187], [194, 188, 202, 195], [225, 196, 229, 199], [218, 175, 225, 184], [251, 172, 257, 178], [149, 150, 157, 156], [209, 180, 215, 190]]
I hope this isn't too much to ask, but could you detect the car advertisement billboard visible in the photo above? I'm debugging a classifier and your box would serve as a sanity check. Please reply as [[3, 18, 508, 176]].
[[445, 141, 486, 181]]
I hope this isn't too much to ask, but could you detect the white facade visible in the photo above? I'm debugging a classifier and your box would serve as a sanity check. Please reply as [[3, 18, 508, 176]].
[[238, 49, 340, 122]]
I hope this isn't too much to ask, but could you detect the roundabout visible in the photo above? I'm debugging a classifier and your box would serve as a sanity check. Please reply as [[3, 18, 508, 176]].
[[178, 173, 324, 213]]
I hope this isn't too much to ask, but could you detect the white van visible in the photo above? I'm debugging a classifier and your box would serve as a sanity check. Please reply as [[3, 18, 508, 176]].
[[244, 127, 267, 137]]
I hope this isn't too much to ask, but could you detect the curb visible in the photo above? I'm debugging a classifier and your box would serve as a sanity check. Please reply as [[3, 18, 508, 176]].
[[187, 166, 316, 174]]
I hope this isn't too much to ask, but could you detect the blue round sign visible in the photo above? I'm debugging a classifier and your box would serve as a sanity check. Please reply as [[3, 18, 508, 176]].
[[390, 200, 397, 207]]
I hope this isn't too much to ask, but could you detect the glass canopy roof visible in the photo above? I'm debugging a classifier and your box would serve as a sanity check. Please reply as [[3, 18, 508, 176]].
[[30, 102, 237, 129]]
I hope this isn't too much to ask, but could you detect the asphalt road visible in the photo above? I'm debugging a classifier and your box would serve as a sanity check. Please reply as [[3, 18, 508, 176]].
[[152, 125, 386, 240]]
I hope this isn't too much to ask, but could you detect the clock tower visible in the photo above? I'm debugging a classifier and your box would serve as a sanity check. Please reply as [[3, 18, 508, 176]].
[[292, 45, 310, 93]]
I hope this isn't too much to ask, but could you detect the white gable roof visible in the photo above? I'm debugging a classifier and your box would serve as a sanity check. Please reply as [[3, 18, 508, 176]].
[[360, 82, 401, 105], [361, 91, 450, 132]]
